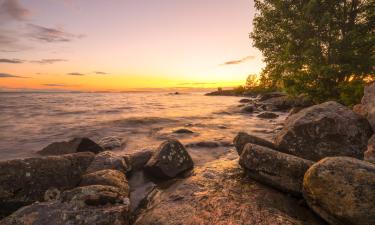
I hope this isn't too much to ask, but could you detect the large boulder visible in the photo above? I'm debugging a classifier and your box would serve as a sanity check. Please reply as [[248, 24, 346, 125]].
[[275, 101, 372, 161], [144, 139, 194, 179], [80, 169, 129, 196], [364, 134, 375, 164], [0, 152, 94, 218], [240, 144, 313, 195], [86, 151, 128, 174], [233, 132, 276, 155], [38, 137, 104, 156], [0, 201, 130, 225], [303, 157, 375, 225], [362, 82, 375, 131]]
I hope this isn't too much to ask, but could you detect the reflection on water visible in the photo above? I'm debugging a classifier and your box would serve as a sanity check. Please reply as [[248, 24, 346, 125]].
[[0, 92, 287, 161]]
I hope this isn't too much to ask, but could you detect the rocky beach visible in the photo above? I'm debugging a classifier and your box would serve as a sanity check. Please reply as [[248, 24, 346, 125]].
[[0, 83, 374, 225]]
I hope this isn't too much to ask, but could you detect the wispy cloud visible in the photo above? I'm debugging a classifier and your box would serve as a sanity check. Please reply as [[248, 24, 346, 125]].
[[0, 58, 23, 63], [94, 71, 109, 75], [0, 72, 29, 78], [27, 23, 84, 43], [43, 83, 68, 87], [0, 0, 30, 22], [67, 72, 85, 76], [178, 82, 217, 85], [30, 59, 67, 64], [221, 55, 256, 65]]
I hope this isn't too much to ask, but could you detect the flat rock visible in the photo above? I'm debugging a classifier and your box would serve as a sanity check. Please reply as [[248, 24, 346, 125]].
[[173, 128, 194, 134], [86, 151, 128, 174], [0, 201, 130, 225], [134, 158, 325, 225], [80, 169, 129, 196], [303, 157, 375, 225], [239, 98, 252, 103], [124, 150, 153, 172], [0, 152, 94, 218], [185, 141, 221, 148], [364, 134, 375, 164], [38, 137, 104, 156], [240, 144, 313, 195], [233, 132, 276, 155], [144, 139, 194, 179], [275, 101, 373, 161]]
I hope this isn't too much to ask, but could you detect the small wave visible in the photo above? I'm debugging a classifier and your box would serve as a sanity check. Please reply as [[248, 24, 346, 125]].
[[108, 117, 179, 126]]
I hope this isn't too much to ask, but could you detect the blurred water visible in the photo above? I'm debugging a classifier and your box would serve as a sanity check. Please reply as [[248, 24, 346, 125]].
[[0, 92, 286, 161]]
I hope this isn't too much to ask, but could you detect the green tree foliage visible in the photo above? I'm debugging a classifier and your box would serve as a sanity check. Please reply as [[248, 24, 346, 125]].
[[251, 0, 375, 105]]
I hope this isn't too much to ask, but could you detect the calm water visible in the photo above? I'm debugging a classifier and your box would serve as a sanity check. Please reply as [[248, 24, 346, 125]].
[[0, 92, 286, 161]]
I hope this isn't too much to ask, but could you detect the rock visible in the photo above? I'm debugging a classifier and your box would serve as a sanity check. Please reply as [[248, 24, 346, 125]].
[[1, 201, 130, 225], [259, 92, 287, 101], [288, 106, 304, 116], [275, 101, 373, 161], [260, 95, 313, 112], [44, 188, 61, 202], [364, 134, 375, 164], [144, 139, 194, 179], [353, 104, 367, 117], [134, 158, 325, 225], [303, 157, 375, 225], [362, 82, 375, 130], [239, 144, 313, 195], [241, 105, 255, 113], [124, 150, 153, 172], [80, 169, 129, 196], [173, 128, 194, 134], [128, 171, 156, 213], [62, 185, 128, 206], [38, 137, 104, 156], [86, 151, 128, 174], [233, 132, 276, 155], [257, 112, 279, 119], [185, 141, 221, 148], [98, 136, 123, 150], [0, 152, 94, 218], [239, 98, 252, 103]]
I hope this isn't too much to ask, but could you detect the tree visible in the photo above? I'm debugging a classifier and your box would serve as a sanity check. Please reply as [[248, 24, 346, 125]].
[[251, 0, 375, 105], [245, 74, 260, 89]]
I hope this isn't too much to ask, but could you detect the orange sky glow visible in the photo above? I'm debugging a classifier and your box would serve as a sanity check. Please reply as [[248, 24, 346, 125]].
[[0, 0, 263, 92]]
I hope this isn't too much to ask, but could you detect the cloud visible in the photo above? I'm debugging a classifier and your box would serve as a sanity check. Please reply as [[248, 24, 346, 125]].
[[27, 23, 84, 43], [0, 72, 29, 78], [221, 55, 256, 65], [67, 72, 85, 76], [0, 58, 23, 63], [94, 71, 109, 75], [43, 83, 67, 87], [30, 59, 67, 64], [0, 0, 30, 22]]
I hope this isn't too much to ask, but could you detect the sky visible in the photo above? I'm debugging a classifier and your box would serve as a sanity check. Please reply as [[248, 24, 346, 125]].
[[0, 0, 263, 92]]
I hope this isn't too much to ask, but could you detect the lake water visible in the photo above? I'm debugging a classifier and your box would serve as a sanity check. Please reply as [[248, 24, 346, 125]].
[[0, 92, 286, 161]]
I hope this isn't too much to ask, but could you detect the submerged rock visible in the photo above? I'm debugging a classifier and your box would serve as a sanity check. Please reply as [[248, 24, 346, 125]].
[[239, 98, 252, 103], [172, 128, 194, 134], [303, 157, 375, 225], [185, 141, 221, 148], [364, 134, 375, 164], [0, 152, 94, 218], [257, 112, 279, 119], [86, 151, 128, 174], [144, 139, 194, 179], [275, 101, 372, 161], [233, 132, 276, 155], [240, 144, 313, 195], [80, 169, 129, 196], [362, 82, 375, 130], [124, 150, 154, 172], [98, 136, 123, 150], [134, 158, 325, 225], [240, 105, 255, 113], [38, 137, 104, 156], [1, 201, 130, 225]]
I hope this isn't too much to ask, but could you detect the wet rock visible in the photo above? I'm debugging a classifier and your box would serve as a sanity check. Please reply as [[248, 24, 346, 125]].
[[62, 185, 128, 206], [362, 82, 375, 130], [128, 171, 156, 213], [241, 105, 255, 113], [303, 157, 375, 225], [38, 137, 104, 156], [233, 132, 276, 155], [185, 141, 220, 148], [124, 150, 153, 172], [239, 98, 252, 103], [1, 201, 130, 225], [144, 139, 194, 179], [134, 158, 325, 225], [0, 152, 94, 218], [364, 134, 375, 164], [240, 144, 313, 195], [173, 128, 194, 134], [275, 101, 373, 161], [353, 104, 367, 117], [257, 112, 279, 119], [80, 169, 129, 196], [86, 151, 128, 174], [98, 136, 123, 150]]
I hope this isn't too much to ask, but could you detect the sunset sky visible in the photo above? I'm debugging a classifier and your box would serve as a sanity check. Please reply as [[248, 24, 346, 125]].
[[0, 0, 263, 92]]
